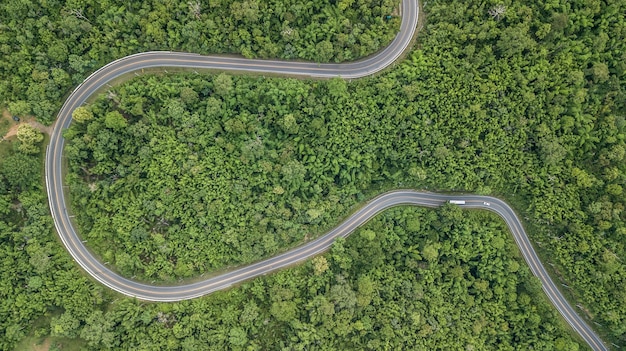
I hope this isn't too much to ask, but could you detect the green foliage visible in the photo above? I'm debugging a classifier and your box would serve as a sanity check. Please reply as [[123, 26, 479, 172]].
[[61, 0, 626, 344], [11, 207, 583, 350], [359, 229, 376, 241], [51, 312, 81, 338], [312, 256, 330, 275], [72, 107, 94, 124], [103, 111, 127, 130], [270, 301, 297, 322], [0, 145, 105, 350], [7, 100, 30, 117], [421, 243, 439, 262], [0, 152, 40, 191], [16, 124, 44, 154], [0, 0, 398, 123], [0, 0, 625, 348]]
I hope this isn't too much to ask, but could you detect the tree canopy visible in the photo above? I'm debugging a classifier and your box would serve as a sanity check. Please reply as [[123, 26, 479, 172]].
[[0, 0, 625, 348], [0, 0, 399, 123]]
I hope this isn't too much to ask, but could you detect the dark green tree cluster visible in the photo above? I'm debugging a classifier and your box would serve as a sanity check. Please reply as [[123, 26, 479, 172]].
[[0, 0, 399, 124], [0, 136, 586, 350], [415, 0, 626, 342], [65, 0, 626, 344], [65, 73, 384, 282], [0, 142, 106, 350], [6, 204, 589, 350], [1, 0, 626, 348]]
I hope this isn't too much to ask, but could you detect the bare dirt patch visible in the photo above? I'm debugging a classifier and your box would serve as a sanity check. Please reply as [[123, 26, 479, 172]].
[[1, 110, 52, 141], [30, 338, 51, 351], [19, 337, 51, 351]]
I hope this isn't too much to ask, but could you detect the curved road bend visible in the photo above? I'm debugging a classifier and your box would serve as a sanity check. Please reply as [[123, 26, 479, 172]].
[[44, 0, 608, 349]]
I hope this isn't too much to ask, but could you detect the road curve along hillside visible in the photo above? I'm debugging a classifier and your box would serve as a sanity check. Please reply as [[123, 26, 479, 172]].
[[44, 1, 608, 350]]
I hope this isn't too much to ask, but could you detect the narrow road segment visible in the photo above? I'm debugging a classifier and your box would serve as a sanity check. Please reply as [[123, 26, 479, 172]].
[[44, 1, 608, 349]]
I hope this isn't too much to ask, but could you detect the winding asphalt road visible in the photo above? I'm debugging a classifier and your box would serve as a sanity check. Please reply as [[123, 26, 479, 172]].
[[44, 0, 608, 349]]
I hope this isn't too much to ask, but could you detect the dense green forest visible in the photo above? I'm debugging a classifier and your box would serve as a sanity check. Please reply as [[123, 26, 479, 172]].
[[0, 140, 104, 350], [65, 0, 626, 346], [0, 0, 399, 124], [1, 0, 625, 349], [1, 164, 585, 350]]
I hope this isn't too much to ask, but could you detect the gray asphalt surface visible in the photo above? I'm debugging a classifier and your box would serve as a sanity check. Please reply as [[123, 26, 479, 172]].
[[44, 0, 608, 349]]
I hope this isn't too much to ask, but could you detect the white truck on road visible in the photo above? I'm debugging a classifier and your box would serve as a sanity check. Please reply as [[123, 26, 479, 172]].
[[449, 200, 466, 205]]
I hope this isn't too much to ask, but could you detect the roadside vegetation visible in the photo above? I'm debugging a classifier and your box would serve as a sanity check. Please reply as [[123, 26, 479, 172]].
[[0, 0, 399, 124], [2, 189, 587, 350], [0, 0, 625, 349], [66, 0, 625, 345]]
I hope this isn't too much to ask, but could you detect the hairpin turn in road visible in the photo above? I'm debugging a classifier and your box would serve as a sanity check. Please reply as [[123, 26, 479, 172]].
[[44, 0, 608, 349]]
